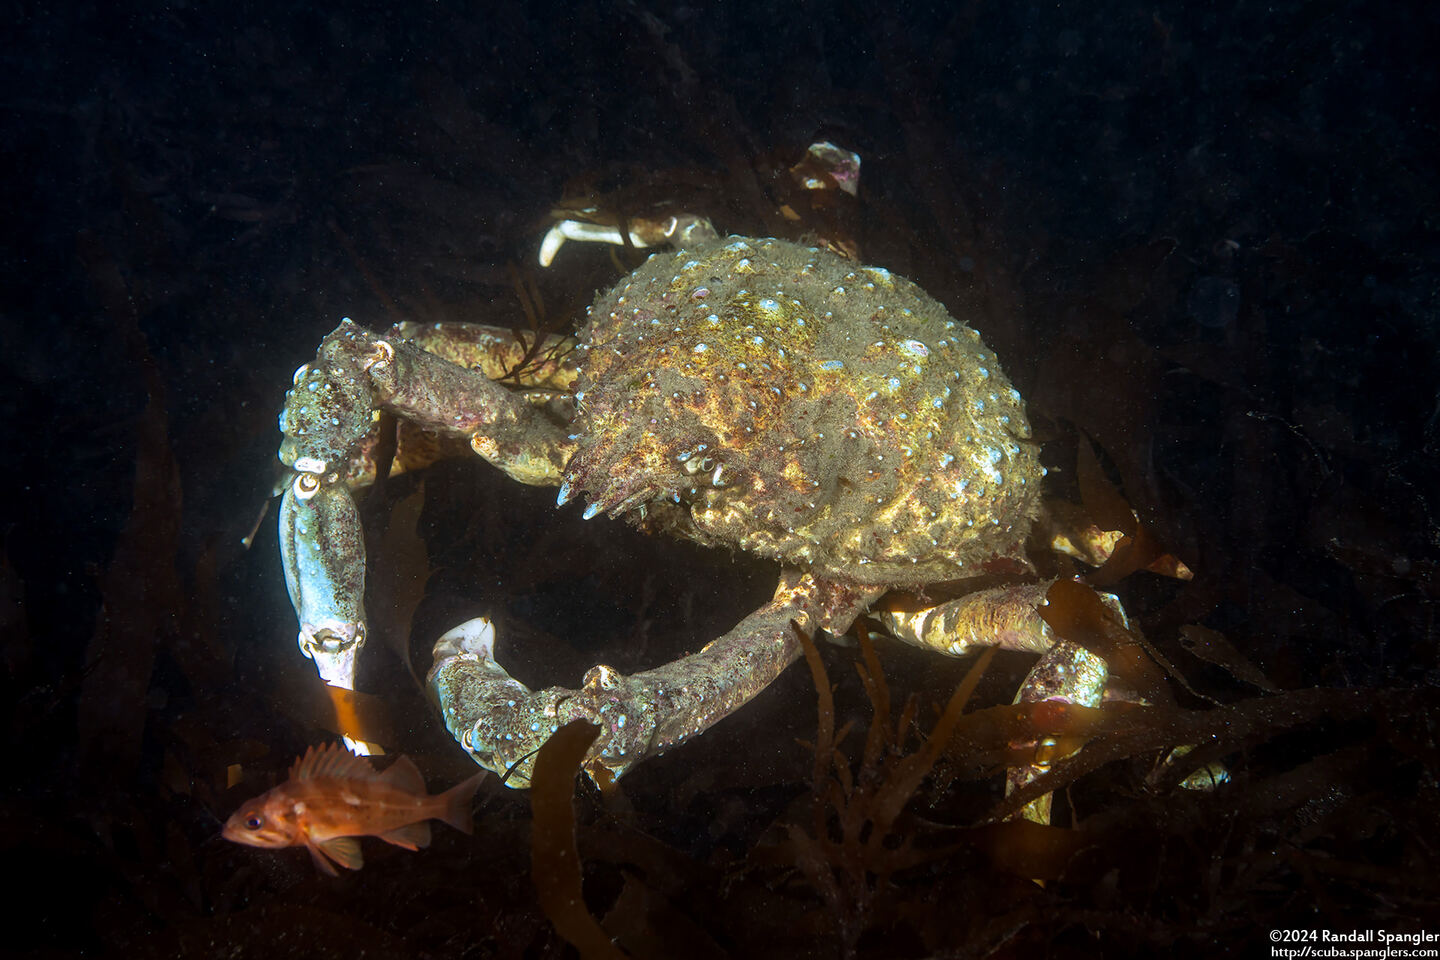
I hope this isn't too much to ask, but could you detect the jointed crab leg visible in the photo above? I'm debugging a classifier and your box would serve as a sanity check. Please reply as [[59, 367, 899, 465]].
[[537, 213, 718, 267], [1003, 639, 1109, 823], [879, 582, 1063, 659], [428, 570, 883, 787], [277, 320, 579, 692], [878, 581, 1111, 822], [280, 320, 576, 490]]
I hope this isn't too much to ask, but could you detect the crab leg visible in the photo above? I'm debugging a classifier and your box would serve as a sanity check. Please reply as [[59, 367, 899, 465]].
[[878, 582, 1063, 660], [279, 319, 577, 487], [277, 320, 580, 692], [429, 571, 883, 787], [538, 213, 718, 267], [1003, 638, 1108, 824], [878, 581, 1111, 823]]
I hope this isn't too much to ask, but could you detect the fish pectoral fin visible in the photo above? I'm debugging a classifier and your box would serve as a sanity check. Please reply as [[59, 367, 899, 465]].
[[314, 836, 365, 872], [303, 839, 341, 877], [378, 820, 432, 850]]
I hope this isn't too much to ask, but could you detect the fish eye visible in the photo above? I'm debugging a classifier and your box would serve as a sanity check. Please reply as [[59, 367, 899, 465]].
[[244, 813, 264, 830]]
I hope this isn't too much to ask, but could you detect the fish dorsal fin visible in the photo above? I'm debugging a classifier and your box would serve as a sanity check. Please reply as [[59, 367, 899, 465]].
[[378, 820, 432, 851], [291, 742, 380, 782], [317, 836, 364, 871], [376, 755, 426, 794]]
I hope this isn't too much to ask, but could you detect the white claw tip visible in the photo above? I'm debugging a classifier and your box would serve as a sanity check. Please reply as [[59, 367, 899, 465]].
[[538, 225, 566, 268], [556, 480, 574, 506], [582, 502, 601, 520], [435, 617, 496, 660]]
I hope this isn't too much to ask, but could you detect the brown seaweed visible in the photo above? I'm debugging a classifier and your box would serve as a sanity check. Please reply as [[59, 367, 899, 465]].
[[530, 719, 629, 960], [784, 620, 997, 957]]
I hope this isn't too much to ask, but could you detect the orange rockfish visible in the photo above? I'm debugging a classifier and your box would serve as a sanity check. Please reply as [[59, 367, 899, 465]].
[[223, 742, 484, 875]]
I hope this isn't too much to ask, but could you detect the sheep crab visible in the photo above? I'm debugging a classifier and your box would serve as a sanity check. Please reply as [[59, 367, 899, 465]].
[[275, 229, 1126, 801]]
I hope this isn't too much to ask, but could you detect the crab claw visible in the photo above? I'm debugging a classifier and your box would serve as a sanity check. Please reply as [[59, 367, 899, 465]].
[[279, 477, 368, 690], [432, 617, 504, 672], [429, 572, 881, 788]]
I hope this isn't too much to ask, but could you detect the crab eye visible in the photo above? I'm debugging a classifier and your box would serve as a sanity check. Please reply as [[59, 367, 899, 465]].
[[244, 813, 264, 831]]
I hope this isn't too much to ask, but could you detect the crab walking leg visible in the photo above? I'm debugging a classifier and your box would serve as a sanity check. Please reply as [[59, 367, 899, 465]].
[[276, 319, 580, 692], [1005, 641, 1108, 824], [877, 580, 1109, 824], [537, 213, 718, 267], [275, 319, 578, 702], [878, 581, 1063, 659], [429, 571, 883, 787], [278, 478, 368, 689]]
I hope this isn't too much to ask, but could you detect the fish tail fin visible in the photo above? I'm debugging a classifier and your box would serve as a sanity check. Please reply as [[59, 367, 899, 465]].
[[437, 771, 485, 835]]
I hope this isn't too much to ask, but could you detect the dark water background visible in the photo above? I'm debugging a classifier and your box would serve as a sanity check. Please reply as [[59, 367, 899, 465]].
[[3, 1, 1438, 956]]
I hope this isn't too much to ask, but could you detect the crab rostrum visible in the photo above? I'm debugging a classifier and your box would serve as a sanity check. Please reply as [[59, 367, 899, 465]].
[[276, 237, 1108, 792]]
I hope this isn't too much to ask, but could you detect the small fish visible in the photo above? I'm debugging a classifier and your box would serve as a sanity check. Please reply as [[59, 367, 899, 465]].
[[223, 742, 484, 875]]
